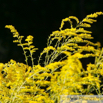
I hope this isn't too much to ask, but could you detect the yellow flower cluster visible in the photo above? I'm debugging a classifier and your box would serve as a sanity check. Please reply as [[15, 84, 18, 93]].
[[5, 25, 19, 38], [0, 11, 103, 103], [5, 25, 38, 67]]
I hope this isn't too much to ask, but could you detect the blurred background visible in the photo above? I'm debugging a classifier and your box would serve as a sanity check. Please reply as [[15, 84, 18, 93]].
[[0, 0, 103, 67]]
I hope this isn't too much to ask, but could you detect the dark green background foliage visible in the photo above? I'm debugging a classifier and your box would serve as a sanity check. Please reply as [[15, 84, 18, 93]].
[[0, 0, 103, 66]]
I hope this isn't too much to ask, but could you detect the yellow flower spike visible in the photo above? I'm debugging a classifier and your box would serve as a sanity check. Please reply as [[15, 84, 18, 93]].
[[13, 40, 19, 43], [59, 17, 72, 30], [25, 35, 34, 42], [41, 46, 56, 55], [78, 33, 93, 39], [96, 41, 101, 47], [18, 36, 24, 40], [69, 16, 79, 24], [62, 51, 71, 56], [5, 25, 19, 37], [96, 11, 103, 15], [79, 23, 91, 27], [87, 11, 103, 18], [87, 13, 98, 18], [29, 45, 35, 49], [10, 59, 16, 64], [72, 53, 84, 59], [83, 18, 97, 23], [76, 28, 92, 33], [23, 47, 29, 50]]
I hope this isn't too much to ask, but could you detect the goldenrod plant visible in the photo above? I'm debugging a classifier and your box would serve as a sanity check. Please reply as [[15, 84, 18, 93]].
[[0, 11, 103, 103]]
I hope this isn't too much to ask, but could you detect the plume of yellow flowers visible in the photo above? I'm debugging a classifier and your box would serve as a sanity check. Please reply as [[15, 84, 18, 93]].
[[0, 11, 102, 103]]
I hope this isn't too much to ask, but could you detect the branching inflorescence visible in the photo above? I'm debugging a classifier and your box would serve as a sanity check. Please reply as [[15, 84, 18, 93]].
[[0, 11, 103, 103]]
